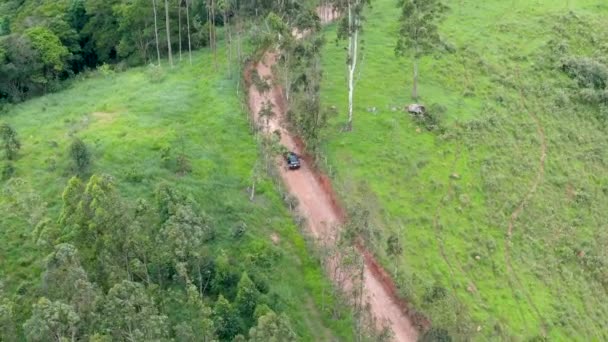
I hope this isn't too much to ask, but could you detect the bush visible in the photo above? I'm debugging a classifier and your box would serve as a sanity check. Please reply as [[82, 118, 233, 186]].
[[146, 64, 166, 84], [562, 57, 608, 90], [0, 122, 21, 160], [69, 138, 91, 175], [251, 69, 271, 93], [412, 103, 445, 132], [98, 63, 114, 77], [420, 327, 453, 342], [2, 162, 15, 180], [125, 168, 144, 183]]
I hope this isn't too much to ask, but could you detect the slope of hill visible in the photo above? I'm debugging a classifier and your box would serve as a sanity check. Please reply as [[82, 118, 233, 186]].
[[0, 48, 354, 340], [320, 0, 608, 340]]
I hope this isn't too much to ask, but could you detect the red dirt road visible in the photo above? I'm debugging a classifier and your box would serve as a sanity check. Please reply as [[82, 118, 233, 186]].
[[245, 50, 419, 342]]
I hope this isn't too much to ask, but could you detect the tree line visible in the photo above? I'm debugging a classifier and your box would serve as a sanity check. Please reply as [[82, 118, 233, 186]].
[[0, 0, 310, 103]]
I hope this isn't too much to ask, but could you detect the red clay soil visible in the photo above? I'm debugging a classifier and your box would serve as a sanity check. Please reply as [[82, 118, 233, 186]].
[[244, 25, 421, 341]]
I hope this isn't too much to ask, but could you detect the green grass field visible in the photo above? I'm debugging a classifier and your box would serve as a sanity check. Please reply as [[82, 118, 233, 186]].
[[0, 48, 353, 340], [321, 0, 608, 339]]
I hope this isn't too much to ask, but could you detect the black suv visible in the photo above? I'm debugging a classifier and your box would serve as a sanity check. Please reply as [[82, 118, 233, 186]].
[[285, 152, 301, 170]]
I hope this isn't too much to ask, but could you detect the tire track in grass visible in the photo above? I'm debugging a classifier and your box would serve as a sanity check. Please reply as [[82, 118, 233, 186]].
[[432, 147, 462, 295], [432, 145, 489, 310], [504, 70, 549, 335]]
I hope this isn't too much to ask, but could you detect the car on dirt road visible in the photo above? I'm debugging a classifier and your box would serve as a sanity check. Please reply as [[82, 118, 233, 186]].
[[285, 152, 301, 170]]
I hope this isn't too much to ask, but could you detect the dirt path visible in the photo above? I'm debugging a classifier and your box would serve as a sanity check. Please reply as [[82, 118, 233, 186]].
[[244, 12, 419, 341], [504, 71, 548, 335]]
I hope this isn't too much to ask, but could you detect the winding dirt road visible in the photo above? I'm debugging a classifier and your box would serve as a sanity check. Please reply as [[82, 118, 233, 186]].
[[244, 10, 419, 341]]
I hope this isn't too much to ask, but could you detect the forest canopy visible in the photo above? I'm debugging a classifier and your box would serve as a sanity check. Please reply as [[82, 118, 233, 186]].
[[0, 0, 308, 103]]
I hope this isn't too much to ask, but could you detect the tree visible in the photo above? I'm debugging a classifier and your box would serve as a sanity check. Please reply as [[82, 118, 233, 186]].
[[58, 174, 130, 286], [0, 34, 41, 101], [173, 285, 216, 341], [0, 282, 18, 342], [41, 244, 88, 301], [248, 310, 297, 342], [40, 243, 101, 330], [152, 0, 162, 66], [69, 137, 91, 175], [82, 0, 122, 63], [58, 176, 85, 230], [218, 0, 233, 74], [206, 0, 218, 66], [164, 0, 174, 67], [395, 0, 447, 101], [0, 123, 21, 161], [178, 0, 183, 61], [113, 0, 156, 64], [23, 298, 80, 342], [332, 0, 371, 131], [234, 272, 260, 321], [24, 26, 70, 88], [185, 0, 193, 64], [102, 281, 168, 341], [212, 294, 241, 340]]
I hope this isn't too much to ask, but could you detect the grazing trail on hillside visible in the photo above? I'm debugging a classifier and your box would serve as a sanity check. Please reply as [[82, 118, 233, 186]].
[[504, 70, 548, 335], [432, 146, 487, 308], [243, 8, 419, 342]]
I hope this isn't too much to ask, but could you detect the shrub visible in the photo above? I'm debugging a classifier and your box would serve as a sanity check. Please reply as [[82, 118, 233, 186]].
[[420, 327, 453, 342], [146, 64, 166, 84], [562, 57, 608, 90], [2, 162, 15, 180], [98, 63, 114, 77], [0, 122, 21, 160], [125, 168, 144, 183], [69, 138, 91, 175], [412, 103, 445, 132], [251, 69, 271, 93]]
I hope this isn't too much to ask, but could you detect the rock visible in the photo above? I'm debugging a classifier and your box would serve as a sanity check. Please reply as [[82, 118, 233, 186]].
[[475, 255, 481, 260], [407, 104, 426, 115], [450, 173, 461, 180]]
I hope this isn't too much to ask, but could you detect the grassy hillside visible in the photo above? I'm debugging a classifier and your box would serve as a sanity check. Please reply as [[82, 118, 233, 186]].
[[0, 48, 353, 340], [321, 0, 608, 340]]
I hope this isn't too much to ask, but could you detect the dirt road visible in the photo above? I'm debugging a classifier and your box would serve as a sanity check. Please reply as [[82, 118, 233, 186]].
[[245, 17, 419, 340]]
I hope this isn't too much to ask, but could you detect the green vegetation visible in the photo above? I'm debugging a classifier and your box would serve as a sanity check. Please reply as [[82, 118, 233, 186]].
[[321, 0, 608, 339], [0, 46, 353, 340]]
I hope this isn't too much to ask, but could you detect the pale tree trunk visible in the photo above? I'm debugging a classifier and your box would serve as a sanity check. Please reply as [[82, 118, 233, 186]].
[[186, 0, 192, 64], [412, 55, 419, 101], [211, 0, 217, 67], [178, 0, 183, 61], [223, 8, 232, 77], [346, 1, 360, 131], [152, 0, 161, 66], [164, 0, 173, 67], [207, 0, 213, 56], [236, 15, 242, 63]]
